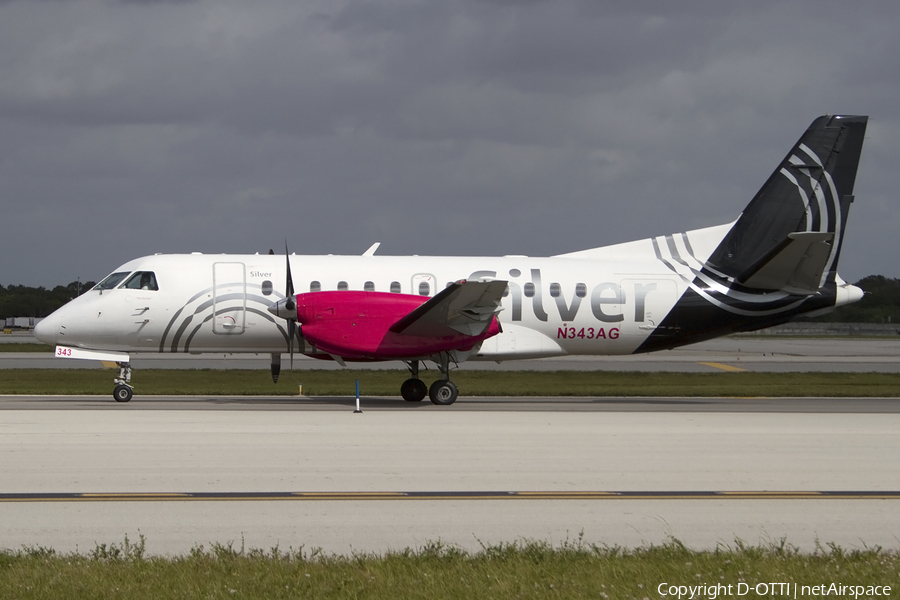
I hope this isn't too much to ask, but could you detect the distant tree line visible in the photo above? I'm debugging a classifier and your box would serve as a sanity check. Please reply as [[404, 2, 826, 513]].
[[2, 275, 899, 323], [0, 281, 96, 319], [806, 275, 900, 324]]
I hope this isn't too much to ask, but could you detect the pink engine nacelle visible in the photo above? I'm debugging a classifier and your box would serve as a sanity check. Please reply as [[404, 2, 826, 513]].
[[293, 291, 501, 359]]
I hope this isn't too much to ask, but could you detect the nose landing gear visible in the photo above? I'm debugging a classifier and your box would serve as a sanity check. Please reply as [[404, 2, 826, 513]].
[[113, 362, 134, 403]]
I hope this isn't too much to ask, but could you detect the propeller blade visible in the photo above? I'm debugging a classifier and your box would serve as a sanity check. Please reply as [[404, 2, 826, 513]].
[[284, 241, 297, 368], [266, 242, 302, 378], [288, 320, 295, 369], [284, 241, 296, 312], [270, 352, 281, 383]]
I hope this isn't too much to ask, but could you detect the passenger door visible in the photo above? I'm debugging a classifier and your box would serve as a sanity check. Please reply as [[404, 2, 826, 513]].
[[212, 262, 246, 335]]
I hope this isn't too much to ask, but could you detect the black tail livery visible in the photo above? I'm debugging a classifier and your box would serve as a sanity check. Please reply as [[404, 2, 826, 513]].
[[639, 115, 867, 351]]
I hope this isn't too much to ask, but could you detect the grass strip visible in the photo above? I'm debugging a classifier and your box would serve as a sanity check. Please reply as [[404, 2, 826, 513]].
[[2, 368, 900, 397], [0, 343, 51, 352], [1, 536, 898, 600]]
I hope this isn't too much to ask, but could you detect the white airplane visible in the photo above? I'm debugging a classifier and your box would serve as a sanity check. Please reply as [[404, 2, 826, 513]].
[[35, 115, 868, 404]]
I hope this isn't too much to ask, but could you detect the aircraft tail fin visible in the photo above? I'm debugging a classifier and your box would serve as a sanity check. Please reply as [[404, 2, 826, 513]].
[[705, 115, 868, 291]]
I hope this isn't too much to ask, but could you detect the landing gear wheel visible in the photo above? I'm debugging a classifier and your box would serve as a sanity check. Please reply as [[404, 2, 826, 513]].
[[401, 378, 428, 402], [113, 383, 134, 403], [428, 380, 458, 405]]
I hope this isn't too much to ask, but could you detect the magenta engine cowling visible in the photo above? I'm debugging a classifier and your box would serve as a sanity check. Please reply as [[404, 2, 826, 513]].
[[293, 291, 500, 359]]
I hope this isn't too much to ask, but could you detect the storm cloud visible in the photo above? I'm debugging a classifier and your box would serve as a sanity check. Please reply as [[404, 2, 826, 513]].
[[1, 0, 897, 286]]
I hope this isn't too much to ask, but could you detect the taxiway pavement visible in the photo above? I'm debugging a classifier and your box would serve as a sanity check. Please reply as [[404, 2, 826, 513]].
[[1, 398, 898, 555], [3, 336, 900, 372]]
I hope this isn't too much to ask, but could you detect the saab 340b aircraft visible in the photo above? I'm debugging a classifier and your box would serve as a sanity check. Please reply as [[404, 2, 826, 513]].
[[35, 115, 868, 405]]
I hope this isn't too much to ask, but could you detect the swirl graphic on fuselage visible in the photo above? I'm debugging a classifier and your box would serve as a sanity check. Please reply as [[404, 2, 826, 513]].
[[158, 282, 289, 353]]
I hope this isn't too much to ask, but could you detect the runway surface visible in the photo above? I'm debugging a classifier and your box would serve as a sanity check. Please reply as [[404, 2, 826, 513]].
[[1, 397, 899, 555], [3, 336, 900, 372], [2, 395, 900, 413]]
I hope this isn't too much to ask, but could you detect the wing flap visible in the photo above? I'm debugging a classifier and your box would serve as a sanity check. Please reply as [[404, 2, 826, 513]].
[[389, 280, 507, 338]]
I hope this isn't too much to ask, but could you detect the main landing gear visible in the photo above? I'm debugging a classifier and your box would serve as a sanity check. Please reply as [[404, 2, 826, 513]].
[[400, 356, 459, 406], [113, 361, 134, 403], [400, 360, 427, 402], [428, 380, 458, 405]]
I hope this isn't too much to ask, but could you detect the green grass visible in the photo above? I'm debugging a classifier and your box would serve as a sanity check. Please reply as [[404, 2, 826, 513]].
[[2, 536, 898, 600], [2, 368, 900, 397], [0, 343, 51, 352]]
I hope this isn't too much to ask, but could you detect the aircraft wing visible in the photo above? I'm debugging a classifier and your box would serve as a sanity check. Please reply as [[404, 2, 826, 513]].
[[389, 280, 507, 338]]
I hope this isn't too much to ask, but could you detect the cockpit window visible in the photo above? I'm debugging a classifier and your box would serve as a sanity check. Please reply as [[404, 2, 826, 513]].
[[94, 272, 131, 290], [121, 271, 159, 291]]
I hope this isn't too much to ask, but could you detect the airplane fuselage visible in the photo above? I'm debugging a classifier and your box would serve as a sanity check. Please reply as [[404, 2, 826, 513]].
[[37, 249, 694, 360]]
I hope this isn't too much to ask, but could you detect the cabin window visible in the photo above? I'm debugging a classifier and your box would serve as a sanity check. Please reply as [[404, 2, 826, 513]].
[[523, 282, 535, 298], [575, 283, 587, 298], [364, 281, 375, 292], [121, 271, 158, 291], [418, 281, 430, 296], [309, 281, 321, 292], [390, 281, 401, 293], [94, 272, 131, 291], [261, 280, 273, 296], [549, 283, 561, 298], [337, 281, 349, 291]]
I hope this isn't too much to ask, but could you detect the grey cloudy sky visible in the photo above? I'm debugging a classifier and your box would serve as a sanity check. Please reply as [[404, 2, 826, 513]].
[[1, 0, 897, 287]]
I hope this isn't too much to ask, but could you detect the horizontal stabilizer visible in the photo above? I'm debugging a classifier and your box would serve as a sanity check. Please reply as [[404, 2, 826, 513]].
[[390, 280, 507, 338], [737, 231, 834, 294]]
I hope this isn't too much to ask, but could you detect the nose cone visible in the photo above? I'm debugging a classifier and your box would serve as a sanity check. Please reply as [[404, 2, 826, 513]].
[[33, 313, 60, 346]]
